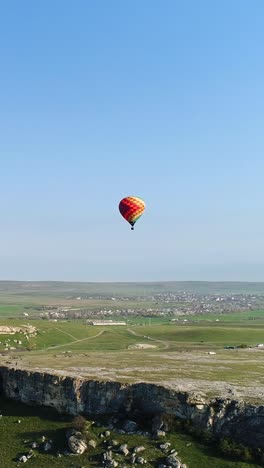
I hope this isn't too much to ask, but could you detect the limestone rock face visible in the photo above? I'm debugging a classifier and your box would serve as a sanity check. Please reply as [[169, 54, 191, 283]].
[[1, 365, 264, 450]]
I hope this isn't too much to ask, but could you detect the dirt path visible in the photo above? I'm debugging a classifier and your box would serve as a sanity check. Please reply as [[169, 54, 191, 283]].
[[53, 327, 77, 340], [45, 330, 105, 351], [127, 328, 170, 349]]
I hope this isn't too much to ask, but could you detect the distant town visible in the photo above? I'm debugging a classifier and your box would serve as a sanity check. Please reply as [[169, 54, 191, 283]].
[[32, 291, 264, 321]]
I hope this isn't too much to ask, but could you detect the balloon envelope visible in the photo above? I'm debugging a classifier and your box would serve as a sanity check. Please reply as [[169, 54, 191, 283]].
[[119, 196, 145, 229]]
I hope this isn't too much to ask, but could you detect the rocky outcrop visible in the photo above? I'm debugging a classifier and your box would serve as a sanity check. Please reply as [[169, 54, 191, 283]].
[[0, 325, 37, 335], [0, 365, 264, 450]]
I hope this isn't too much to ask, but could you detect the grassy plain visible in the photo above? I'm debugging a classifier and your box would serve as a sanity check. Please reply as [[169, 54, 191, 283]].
[[0, 318, 264, 400], [1, 282, 264, 466]]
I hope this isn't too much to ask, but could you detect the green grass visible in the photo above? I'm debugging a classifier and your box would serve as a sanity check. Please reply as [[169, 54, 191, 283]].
[[2, 319, 264, 400], [132, 324, 264, 346], [0, 397, 261, 468], [0, 305, 33, 318]]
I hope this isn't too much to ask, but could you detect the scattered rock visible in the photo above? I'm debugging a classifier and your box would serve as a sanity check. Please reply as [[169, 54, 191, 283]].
[[103, 450, 113, 462], [111, 440, 119, 446], [118, 444, 129, 456], [155, 430, 166, 437], [87, 439, 97, 448], [169, 449, 178, 455], [136, 457, 146, 465], [160, 442, 171, 451], [105, 430, 111, 437], [18, 455, 27, 463], [133, 446, 145, 453], [166, 453, 182, 468]]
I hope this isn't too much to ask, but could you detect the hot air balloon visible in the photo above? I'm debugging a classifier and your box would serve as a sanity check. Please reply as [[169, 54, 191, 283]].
[[119, 196, 146, 230]]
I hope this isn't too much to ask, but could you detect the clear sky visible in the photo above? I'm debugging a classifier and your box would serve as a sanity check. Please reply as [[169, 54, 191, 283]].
[[0, 1, 264, 281]]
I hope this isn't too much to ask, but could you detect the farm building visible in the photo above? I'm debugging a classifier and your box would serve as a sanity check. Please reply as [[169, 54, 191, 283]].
[[87, 320, 126, 326]]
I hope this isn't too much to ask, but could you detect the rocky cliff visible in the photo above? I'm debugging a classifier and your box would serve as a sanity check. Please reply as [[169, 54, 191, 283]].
[[0, 365, 264, 450]]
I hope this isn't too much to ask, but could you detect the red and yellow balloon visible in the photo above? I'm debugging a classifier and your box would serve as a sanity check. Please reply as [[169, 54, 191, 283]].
[[119, 196, 146, 230]]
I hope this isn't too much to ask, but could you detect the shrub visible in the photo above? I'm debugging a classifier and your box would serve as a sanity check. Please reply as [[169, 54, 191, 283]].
[[219, 438, 253, 462], [72, 415, 87, 433]]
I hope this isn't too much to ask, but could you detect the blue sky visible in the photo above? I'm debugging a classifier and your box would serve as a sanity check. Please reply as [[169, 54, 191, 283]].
[[0, 1, 264, 281]]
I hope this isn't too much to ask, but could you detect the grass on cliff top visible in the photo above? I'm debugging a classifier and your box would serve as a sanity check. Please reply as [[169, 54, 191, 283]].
[[2, 320, 264, 399], [0, 396, 261, 468]]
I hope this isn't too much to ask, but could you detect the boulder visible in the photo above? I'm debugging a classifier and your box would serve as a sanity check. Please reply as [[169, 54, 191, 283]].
[[166, 454, 182, 468], [108, 462, 118, 468], [111, 440, 119, 446], [133, 446, 145, 453], [87, 439, 97, 448], [118, 444, 129, 456], [103, 450, 113, 462], [68, 431, 87, 455], [159, 442, 171, 451]]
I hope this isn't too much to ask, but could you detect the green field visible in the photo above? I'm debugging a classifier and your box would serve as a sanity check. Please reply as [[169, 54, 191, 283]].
[[1, 282, 264, 466], [0, 318, 264, 401]]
